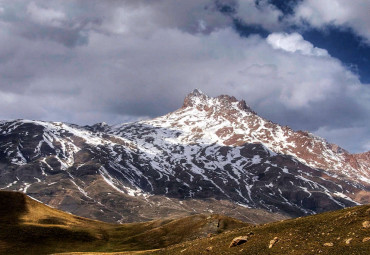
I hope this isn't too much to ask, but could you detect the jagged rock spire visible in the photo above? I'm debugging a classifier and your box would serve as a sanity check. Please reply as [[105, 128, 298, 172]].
[[191, 88, 204, 96], [182, 89, 208, 108], [182, 89, 256, 114]]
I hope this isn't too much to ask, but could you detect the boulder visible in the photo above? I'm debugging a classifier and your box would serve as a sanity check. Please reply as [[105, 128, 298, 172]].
[[362, 237, 370, 243], [268, 237, 279, 248], [206, 246, 213, 251], [345, 238, 352, 245], [229, 236, 248, 248], [362, 221, 370, 228], [323, 242, 334, 247]]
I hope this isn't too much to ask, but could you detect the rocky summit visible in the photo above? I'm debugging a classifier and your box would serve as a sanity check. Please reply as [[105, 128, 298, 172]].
[[0, 90, 369, 223]]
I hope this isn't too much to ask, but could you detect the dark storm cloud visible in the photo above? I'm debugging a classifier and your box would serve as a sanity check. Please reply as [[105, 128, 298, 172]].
[[19, 23, 90, 48], [0, 1, 92, 47], [0, 0, 369, 152]]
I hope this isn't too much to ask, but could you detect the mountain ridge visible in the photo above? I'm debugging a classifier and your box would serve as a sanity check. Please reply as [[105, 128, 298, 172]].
[[130, 89, 369, 184], [0, 90, 369, 223]]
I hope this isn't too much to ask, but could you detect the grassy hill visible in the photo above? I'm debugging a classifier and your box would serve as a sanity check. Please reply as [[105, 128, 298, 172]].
[[1, 191, 369, 255], [152, 203, 370, 255], [0, 191, 248, 255]]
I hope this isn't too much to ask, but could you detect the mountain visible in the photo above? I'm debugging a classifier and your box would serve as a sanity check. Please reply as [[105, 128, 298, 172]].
[[0, 191, 248, 255], [0, 89, 369, 222]]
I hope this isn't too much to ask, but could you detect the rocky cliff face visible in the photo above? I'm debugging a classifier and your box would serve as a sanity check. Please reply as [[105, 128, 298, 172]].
[[0, 90, 369, 223]]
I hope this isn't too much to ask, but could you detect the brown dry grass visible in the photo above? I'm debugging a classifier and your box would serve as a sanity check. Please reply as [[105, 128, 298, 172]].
[[3, 190, 369, 255], [152, 204, 370, 255], [0, 191, 248, 255]]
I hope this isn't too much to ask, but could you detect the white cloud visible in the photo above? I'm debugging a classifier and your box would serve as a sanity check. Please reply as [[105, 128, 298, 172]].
[[266, 32, 328, 56], [27, 2, 66, 27], [87, 0, 284, 35], [293, 0, 370, 43], [236, 0, 284, 31], [98, 5, 155, 35], [0, 0, 369, 152], [92, 0, 233, 35]]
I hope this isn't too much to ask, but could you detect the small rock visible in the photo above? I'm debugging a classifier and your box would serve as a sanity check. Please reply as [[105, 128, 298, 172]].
[[363, 237, 370, 243], [206, 246, 213, 251], [207, 233, 213, 238], [345, 238, 352, 245], [268, 237, 279, 249], [323, 242, 334, 247], [229, 236, 248, 248], [362, 221, 370, 228]]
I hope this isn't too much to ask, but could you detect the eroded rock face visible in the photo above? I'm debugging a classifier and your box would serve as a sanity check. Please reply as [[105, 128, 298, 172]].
[[0, 90, 369, 223]]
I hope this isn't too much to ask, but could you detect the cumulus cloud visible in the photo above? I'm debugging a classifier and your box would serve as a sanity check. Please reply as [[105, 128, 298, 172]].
[[88, 0, 234, 35], [266, 32, 328, 56], [236, 0, 284, 31], [0, 0, 368, 152], [27, 2, 66, 27], [293, 0, 370, 44]]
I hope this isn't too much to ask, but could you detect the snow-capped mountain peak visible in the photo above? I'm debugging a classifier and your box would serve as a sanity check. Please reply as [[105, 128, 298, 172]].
[[137, 91, 369, 187], [182, 89, 255, 114], [0, 90, 369, 223]]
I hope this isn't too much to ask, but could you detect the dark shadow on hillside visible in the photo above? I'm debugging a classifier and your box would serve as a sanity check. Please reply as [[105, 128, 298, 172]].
[[0, 191, 28, 225], [0, 191, 97, 255]]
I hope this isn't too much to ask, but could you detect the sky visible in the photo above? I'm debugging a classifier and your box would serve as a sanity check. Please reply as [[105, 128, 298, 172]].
[[0, 0, 369, 153]]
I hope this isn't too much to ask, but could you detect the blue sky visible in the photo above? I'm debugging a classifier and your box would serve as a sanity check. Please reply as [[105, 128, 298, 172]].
[[236, 0, 370, 83], [0, 0, 369, 152]]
